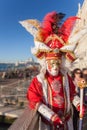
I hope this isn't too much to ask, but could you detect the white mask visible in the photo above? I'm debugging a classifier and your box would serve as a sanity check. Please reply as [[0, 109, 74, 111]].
[[46, 59, 61, 76]]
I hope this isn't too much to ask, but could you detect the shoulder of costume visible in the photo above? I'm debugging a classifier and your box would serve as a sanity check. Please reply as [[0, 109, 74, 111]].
[[30, 76, 39, 84], [36, 73, 45, 83]]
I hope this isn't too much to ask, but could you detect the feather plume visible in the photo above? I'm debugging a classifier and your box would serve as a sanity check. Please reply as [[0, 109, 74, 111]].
[[19, 19, 41, 38], [59, 16, 80, 42]]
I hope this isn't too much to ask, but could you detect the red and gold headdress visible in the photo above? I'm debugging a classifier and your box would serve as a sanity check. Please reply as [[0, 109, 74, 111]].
[[19, 11, 80, 62], [45, 51, 62, 61]]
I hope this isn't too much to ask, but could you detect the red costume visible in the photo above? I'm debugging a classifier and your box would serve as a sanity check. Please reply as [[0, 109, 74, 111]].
[[27, 71, 78, 130], [8, 9, 87, 130], [25, 11, 81, 130], [27, 72, 76, 110]]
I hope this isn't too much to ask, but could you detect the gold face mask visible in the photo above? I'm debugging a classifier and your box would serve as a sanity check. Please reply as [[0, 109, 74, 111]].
[[46, 59, 61, 76]]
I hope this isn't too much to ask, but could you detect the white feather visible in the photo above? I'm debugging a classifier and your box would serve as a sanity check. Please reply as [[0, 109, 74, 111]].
[[34, 41, 52, 51], [31, 41, 52, 56], [60, 26, 87, 54], [60, 43, 78, 52], [19, 21, 38, 38], [68, 26, 87, 44]]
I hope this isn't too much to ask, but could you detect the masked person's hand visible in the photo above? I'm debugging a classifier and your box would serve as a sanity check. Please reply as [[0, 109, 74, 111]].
[[51, 115, 64, 129]]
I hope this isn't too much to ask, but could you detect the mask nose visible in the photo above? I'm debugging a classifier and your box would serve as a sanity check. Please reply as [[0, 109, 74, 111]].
[[53, 64, 59, 69]]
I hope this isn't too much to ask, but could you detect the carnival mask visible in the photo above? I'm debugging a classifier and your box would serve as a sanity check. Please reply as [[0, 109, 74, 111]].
[[46, 59, 61, 76]]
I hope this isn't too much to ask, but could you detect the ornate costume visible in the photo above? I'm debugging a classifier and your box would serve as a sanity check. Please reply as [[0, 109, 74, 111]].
[[8, 10, 87, 130], [19, 11, 85, 130], [20, 11, 87, 130], [27, 70, 78, 130]]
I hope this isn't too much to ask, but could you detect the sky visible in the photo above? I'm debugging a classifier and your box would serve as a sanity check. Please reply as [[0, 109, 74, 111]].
[[0, 0, 84, 63]]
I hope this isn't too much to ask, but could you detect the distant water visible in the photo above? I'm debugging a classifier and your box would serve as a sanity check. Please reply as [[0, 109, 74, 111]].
[[0, 63, 27, 71], [0, 63, 15, 71]]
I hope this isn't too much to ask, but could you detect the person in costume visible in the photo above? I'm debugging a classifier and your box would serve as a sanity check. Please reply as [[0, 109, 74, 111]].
[[19, 11, 87, 130], [8, 11, 87, 130], [27, 51, 79, 130]]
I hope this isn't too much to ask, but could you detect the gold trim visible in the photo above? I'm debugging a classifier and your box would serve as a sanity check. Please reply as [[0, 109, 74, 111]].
[[45, 78, 53, 110], [65, 52, 76, 62], [48, 82, 53, 109], [45, 34, 65, 45], [62, 75, 67, 116]]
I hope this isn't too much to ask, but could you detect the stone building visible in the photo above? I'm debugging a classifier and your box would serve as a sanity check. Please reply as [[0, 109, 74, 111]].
[[71, 0, 87, 69]]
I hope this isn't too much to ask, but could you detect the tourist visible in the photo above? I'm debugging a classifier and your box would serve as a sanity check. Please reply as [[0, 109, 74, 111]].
[[71, 68, 82, 95], [82, 68, 87, 105], [71, 68, 82, 130], [82, 68, 87, 83]]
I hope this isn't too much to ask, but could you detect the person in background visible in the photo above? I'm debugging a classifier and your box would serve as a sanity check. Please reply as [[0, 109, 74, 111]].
[[71, 68, 82, 130], [82, 68, 87, 105], [82, 68, 87, 82], [71, 68, 82, 95]]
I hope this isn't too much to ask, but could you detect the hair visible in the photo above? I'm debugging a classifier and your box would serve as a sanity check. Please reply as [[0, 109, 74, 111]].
[[82, 68, 87, 81], [82, 68, 87, 72], [71, 68, 82, 80]]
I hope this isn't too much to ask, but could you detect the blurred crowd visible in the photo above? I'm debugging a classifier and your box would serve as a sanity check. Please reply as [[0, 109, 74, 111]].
[[0, 66, 40, 80]]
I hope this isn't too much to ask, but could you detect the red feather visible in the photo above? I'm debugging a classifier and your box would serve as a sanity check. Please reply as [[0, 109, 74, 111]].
[[41, 11, 58, 41], [59, 16, 80, 42]]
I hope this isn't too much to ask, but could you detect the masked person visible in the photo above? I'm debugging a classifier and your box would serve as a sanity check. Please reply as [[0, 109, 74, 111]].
[[26, 50, 81, 130], [23, 11, 86, 130], [9, 11, 86, 130]]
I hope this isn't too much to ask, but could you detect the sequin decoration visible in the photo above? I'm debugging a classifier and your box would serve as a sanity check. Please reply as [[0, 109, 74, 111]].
[[51, 79, 61, 93]]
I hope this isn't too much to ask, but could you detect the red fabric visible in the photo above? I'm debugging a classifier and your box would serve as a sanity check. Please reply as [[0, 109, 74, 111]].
[[45, 72, 65, 111], [27, 72, 76, 112], [27, 77, 43, 109], [66, 52, 75, 62], [53, 116, 62, 127], [77, 104, 86, 117], [46, 36, 64, 49], [45, 51, 62, 60], [27, 72, 76, 130], [68, 74, 76, 100]]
